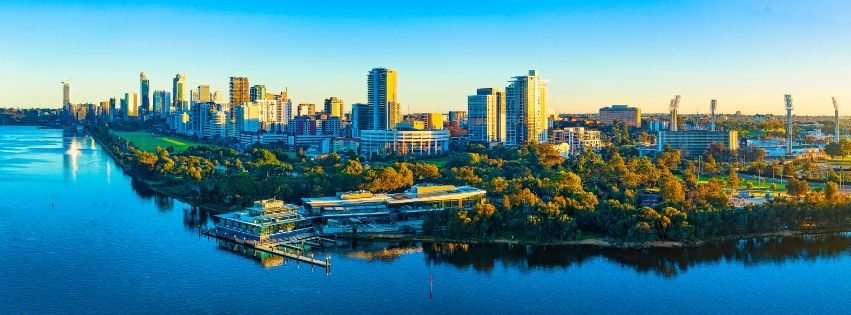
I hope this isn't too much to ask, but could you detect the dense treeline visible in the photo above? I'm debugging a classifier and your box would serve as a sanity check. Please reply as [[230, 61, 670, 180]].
[[92, 126, 851, 244]]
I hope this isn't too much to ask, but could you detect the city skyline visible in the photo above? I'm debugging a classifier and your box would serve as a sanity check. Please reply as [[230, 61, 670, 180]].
[[1, 0, 850, 115]]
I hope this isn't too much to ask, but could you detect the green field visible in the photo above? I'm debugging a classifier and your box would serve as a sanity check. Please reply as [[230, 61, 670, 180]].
[[112, 131, 202, 153]]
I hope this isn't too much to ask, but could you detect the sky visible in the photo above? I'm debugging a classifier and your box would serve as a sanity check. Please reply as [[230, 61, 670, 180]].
[[1, 0, 850, 115]]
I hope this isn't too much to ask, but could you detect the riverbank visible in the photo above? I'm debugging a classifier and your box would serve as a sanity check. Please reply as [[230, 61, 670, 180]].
[[89, 126, 851, 250], [89, 127, 236, 213], [338, 229, 851, 249]]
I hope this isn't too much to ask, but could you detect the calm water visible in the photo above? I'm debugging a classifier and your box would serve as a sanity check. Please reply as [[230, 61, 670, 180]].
[[2, 126, 851, 314]]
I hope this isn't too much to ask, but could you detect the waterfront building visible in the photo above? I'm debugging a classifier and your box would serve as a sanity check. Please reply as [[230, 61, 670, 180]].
[[359, 129, 449, 157], [467, 88, 506, 143], [324, 96, 344, 118], [657, 130, 739, 157], [368, 67, 399, 130], [140, 72, 151, 115], [229, 76, 250, 105], [173, 73, 188, 111], [297, 103, 316, 116], [506, 69, 548, 145], [302, 184, 486, 234], [250, 84, 266, 102], [599, 104, 641, 127], [214, 199, 313, 242], [549, 127, 603, 156]]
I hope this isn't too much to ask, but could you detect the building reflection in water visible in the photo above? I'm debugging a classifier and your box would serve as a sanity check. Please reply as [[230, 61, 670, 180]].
[[62, 136, 81, 182], [183, 206, 212, 231]]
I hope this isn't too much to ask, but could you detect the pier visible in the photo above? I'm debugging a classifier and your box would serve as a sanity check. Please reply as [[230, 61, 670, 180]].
[[202, 229, 331, 270]]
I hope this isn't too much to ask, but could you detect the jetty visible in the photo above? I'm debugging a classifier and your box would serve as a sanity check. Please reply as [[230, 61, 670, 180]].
[[202, 229, 331, 269]]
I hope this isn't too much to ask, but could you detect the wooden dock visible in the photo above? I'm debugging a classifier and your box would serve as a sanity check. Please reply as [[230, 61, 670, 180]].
[[202, 230, 331, 269]]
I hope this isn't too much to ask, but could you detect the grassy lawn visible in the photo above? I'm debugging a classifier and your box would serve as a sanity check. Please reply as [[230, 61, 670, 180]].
[[419, 155, 454, 168], [112, 131, 203, 153]]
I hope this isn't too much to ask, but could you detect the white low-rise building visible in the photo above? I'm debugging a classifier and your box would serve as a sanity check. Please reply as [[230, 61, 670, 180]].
[[359, 129, 449, 157]]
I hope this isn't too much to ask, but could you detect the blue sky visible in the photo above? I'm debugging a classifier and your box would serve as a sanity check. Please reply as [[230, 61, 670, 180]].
[[1, 0, 850, 114]]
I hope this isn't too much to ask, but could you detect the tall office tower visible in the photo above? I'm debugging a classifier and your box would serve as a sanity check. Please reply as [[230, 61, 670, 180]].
[[99, 100, 110, 121], [229, 76, 250, 105], [324, 96, 344, 118], [297, 103, 316, 116], [124, 92, 139, 118], [367, 67, 399, 130], [108, 97, 117, 121], [197, 85, 212, 103], [173, 73, 187, 111], [140, 72, 151, 114], [62, 81, 71, 112], [505, 70, 548, 145], [250, 85, 267, 102], [351, 103, 371, 137], [467, 88, 506, 143], [153, 90, 172, 115]]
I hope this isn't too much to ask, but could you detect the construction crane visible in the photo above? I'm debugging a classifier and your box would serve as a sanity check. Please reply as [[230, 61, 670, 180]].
[[669, 95, 681, 131]]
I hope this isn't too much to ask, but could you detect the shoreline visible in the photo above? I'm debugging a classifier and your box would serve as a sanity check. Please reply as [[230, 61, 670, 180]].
[[88, 127, 851, 250]]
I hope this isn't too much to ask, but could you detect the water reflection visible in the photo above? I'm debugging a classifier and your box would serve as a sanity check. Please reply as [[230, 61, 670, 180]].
[[183, 206, 213, 231], [62, 137, 81, 181], [419, 233, 851, 277]]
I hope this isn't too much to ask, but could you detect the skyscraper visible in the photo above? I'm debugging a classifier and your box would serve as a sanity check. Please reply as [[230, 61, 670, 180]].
[[173, 73, 187, 111], [367, 68, 399, 130], [467, 88, 506, 143], [62, 81, 70, 111], [229, 76, 250, 105], [250, 85, 267, 102], [153, 90, 172, 115], [506, 69, 548, 145], [140, 72, 151, 114], [324, 96, 344, 118]]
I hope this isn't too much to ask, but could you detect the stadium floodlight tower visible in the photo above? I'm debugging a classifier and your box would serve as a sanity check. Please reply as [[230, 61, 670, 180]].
[[710, 99, 717, 131], [833, 97, 840, 142], [670, 95, 681, 131], [785, 94, 794, 156]]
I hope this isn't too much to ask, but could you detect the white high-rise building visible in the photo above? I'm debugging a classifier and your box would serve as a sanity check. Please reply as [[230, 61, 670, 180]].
[[506, 69, 548, 145], [467, 88, 506, 143]]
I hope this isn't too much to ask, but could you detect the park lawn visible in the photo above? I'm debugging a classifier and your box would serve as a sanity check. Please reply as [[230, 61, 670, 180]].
[[112, 131, 203, 153], [420, 155, 454, 168]]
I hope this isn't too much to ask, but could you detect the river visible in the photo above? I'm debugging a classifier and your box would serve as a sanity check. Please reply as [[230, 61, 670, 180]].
[[1, 126, 850, 314]]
